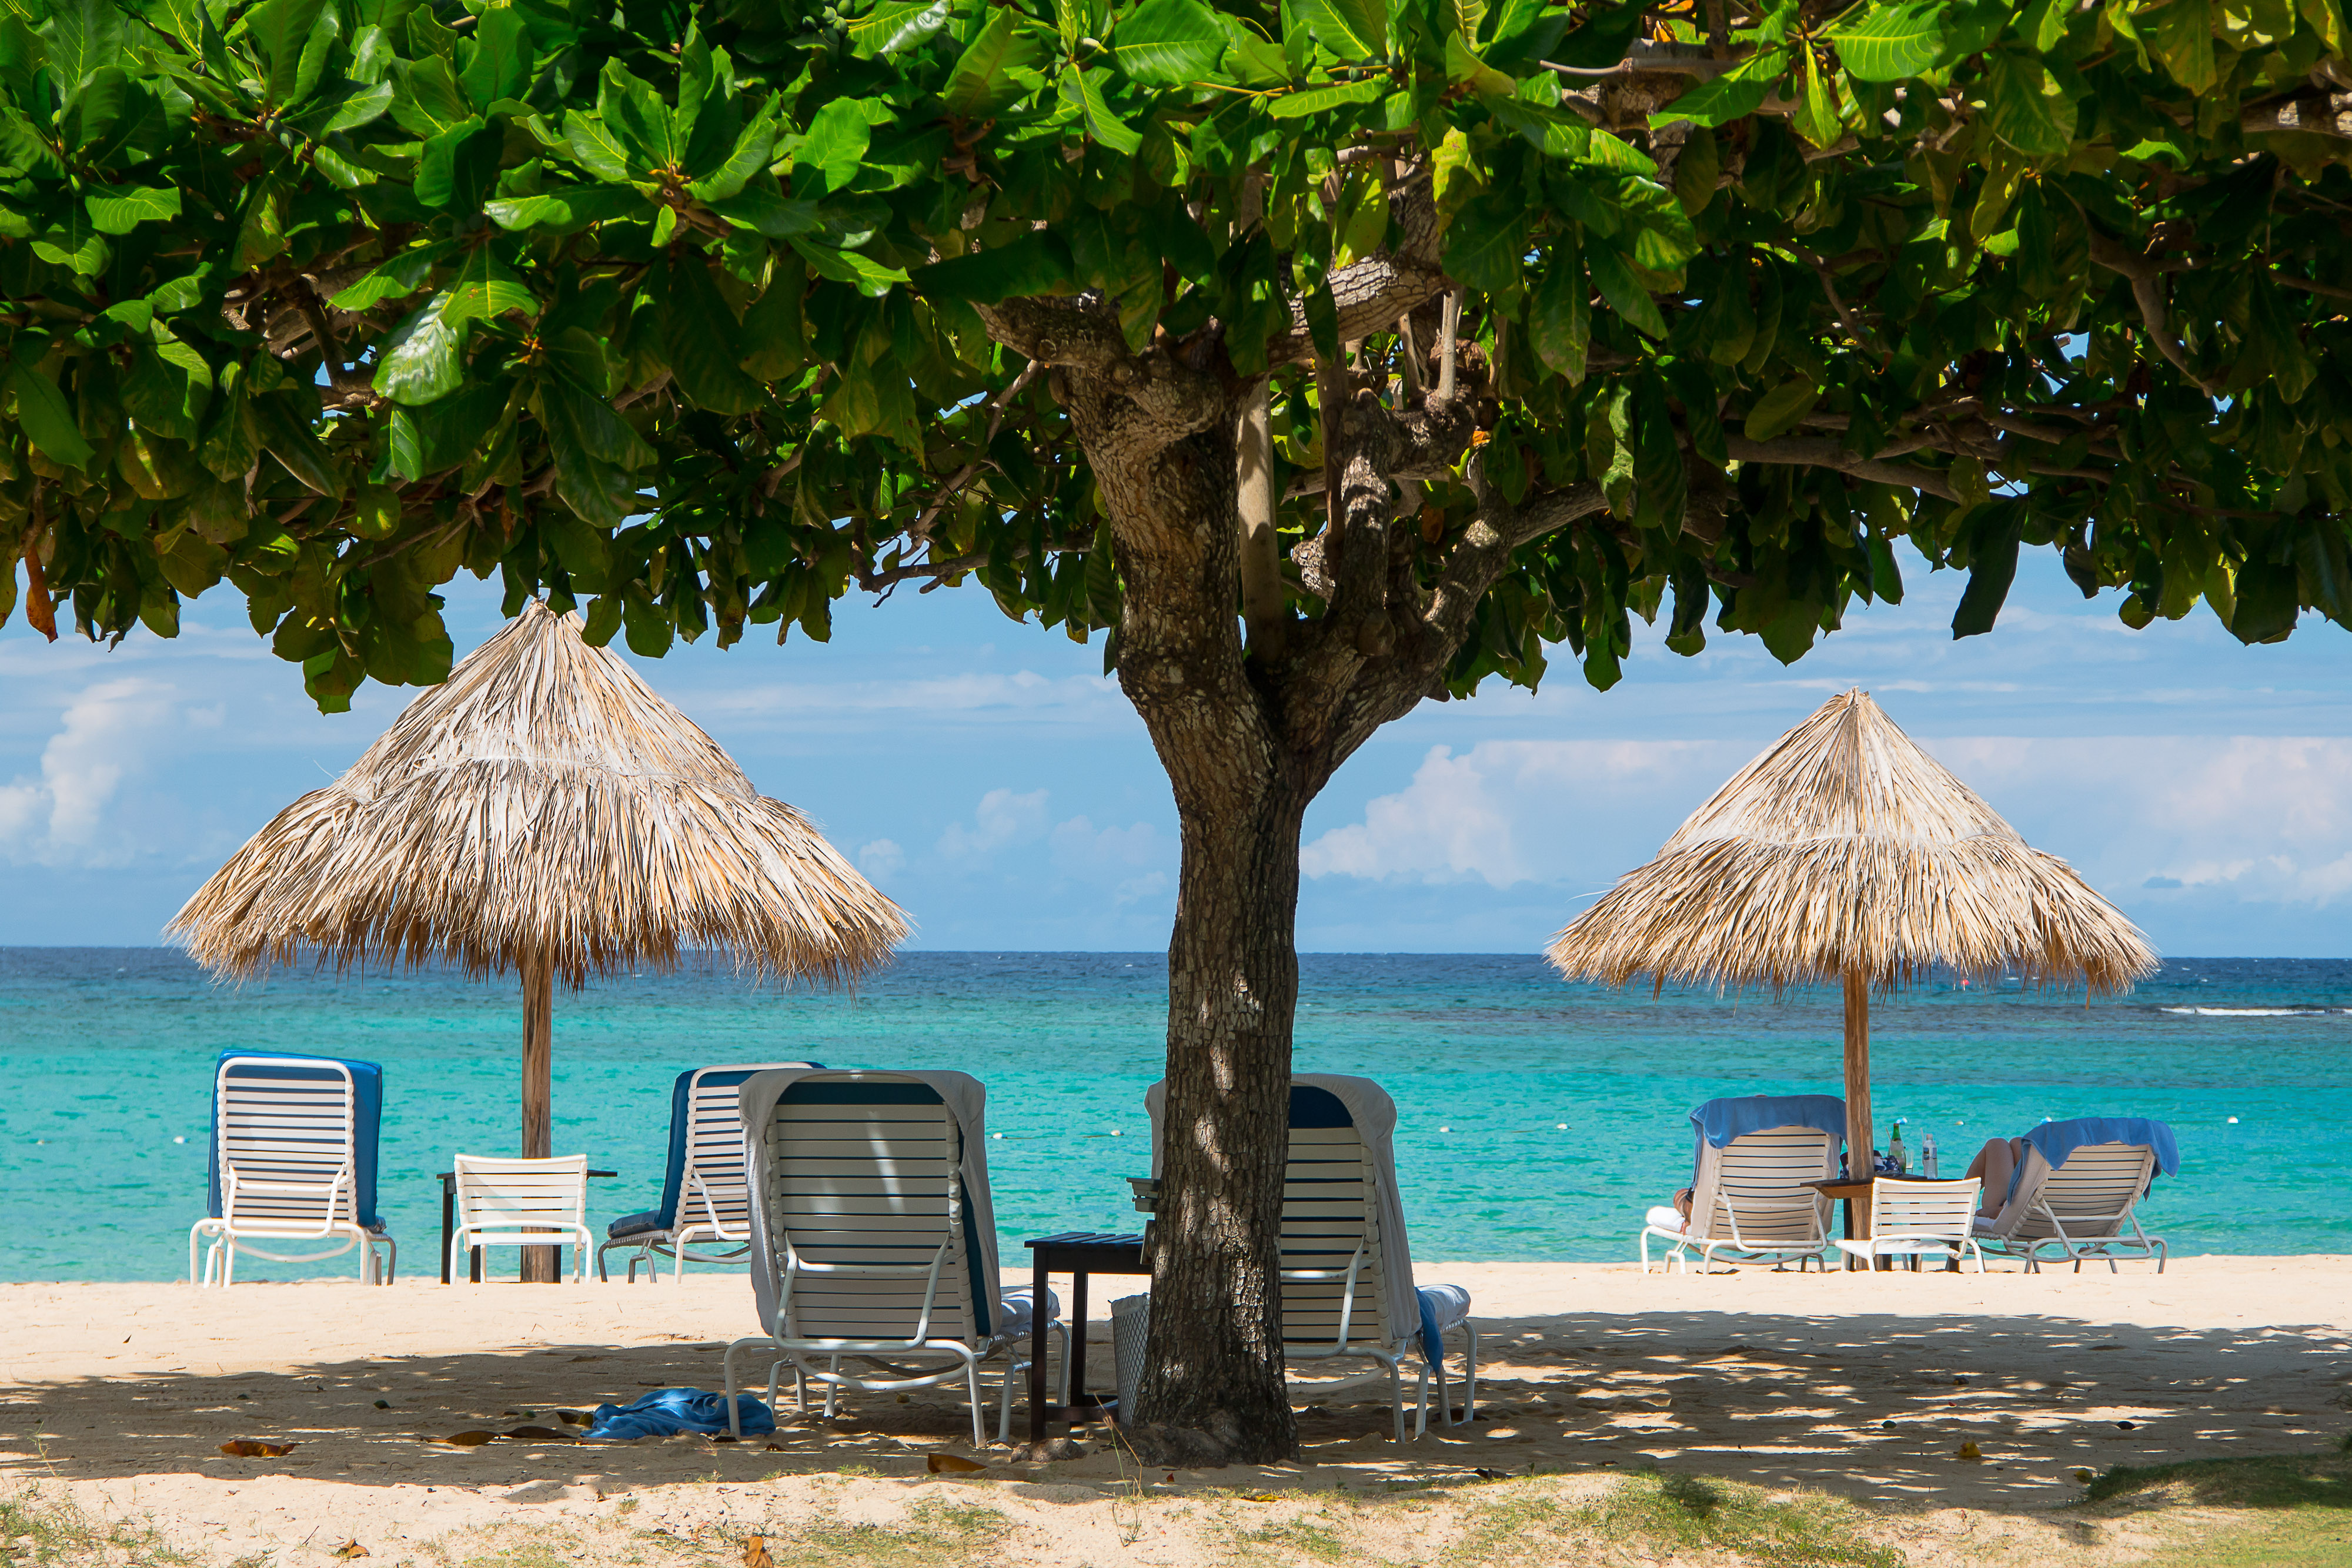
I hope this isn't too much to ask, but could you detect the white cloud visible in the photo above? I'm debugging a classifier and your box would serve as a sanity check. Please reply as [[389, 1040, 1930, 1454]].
[[937, 787, 1051, 858], [0, 678, 181, 867], [1050, 815, 1163, 872], [856, 838, 906, 880]]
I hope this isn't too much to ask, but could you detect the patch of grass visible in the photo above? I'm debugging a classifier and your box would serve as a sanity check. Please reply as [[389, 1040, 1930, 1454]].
[[778, 1498, 1008, 1568], [1, 1486, 199, 1568], [2084, 1449, 2351, 1510], [2080, 1447, 2352, 1568], [456, 1525, 587, 1568], [1235, 1513, 1350, 1564], [1444, 1473, 1902, 1568]]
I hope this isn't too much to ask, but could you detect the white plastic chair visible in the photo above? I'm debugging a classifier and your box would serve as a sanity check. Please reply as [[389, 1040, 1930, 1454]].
[[1641, 1124, 1838, 1273], [190, 1055, 395, 1286], [449, 1154, 594, 1283], [723, 1071, 1062, 1449], [1835, 1178, 1986, 1271], [599, 1063, 818, 1282], [1975, 1143, 2167, 1272]]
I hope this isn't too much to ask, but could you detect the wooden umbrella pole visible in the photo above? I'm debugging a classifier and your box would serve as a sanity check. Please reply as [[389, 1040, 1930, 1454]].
[[1842, 969, 1872, 1182], [521, 957, 556, 1283]]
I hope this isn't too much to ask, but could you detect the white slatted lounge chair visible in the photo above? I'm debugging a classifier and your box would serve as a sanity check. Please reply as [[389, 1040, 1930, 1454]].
[[1145, 1075, 1478, 1442], [1974, 1120, 2173, 1272], [1834, 1178, 1986, 1271], [190, 1053, 396, 1286], [1639, 1095, 1842, 1274], [724, 1069, 1063, 1449], [449, 1154, 595, 1283], [599, 1062, 820, 1282]]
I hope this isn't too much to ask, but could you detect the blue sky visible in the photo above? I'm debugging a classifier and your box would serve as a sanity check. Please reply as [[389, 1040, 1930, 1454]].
[[0, 539, 2345, 955]]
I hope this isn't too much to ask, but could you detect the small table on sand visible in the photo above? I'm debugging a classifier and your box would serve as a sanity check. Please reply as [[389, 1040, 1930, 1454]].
[[1024, 1231, 1150, 1444], [1803, 1174, 1965, 1272], [436, 1168, 617, 1282]]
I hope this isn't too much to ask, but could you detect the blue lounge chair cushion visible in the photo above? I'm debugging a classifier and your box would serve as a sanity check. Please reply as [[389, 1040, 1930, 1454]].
[[607, 1210, 666, 1241], [2006, 1116, 2180, 1204], [205, 1051, 386, 1230]]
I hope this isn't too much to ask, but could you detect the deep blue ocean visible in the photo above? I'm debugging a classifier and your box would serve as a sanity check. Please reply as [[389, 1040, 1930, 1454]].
[[2, 948, 2345, 1282]]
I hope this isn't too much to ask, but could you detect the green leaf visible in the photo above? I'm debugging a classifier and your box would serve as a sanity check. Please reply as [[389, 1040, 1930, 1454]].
[[1114, 0, 1226, 85], [457, 5, 531, 110], [1741, 376, 1820, 440], [1827, 0, 1949, 81], [789, 236, 910, 296], [330, 241, 455, 309], [1444, 192, 1528, 293], [122, 326, 214, 441], [440, 247, 538, 330], [1585, 240, 1666, 336], [416, 119, 503, 212], [685, 108, 779, 201], [1655, 48, 1786, 126], [660, 256, 764, 415], [1984, 52, 2073, 159], [372, 290, 466, 406], [564, 112, 635, 180], [1060, 66, 1142, 153], [913, 231, 1075, 303], [1793, 49, 1842, 149], [845, 0, 953, 57], [1528, 240, 1590, 385], [1951, 506, 2022, 637], [944, 8, 1048, 115], [484, 185, 644, 232], [600, 60, 680, 170], [1549, 0, 1642, 68], [251, 394, 343, 495], [2151, 0, 2217, 93], [84, 185, 180, 235], [4, 361, 93, 469], [319, 78, 396, 134], [794, 98, 875, 194], [1291, 0, 1387, 59], [250, 0, 328, 106], [1444, 32, 1514, 96], [1268, 76, 1385, 118], [706, 187, 824, 238], [1666, 359, 1726, 467], [42, 0, 122, 95]]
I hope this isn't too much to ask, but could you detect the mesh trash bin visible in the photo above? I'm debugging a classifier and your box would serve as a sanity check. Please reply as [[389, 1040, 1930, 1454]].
[[1111, 1293, 1150, 1427]]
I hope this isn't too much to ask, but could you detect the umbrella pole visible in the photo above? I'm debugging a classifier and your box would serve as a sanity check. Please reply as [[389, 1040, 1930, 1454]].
[[1842, 969, 1872, 1181], [521, 958, 556, 1283]]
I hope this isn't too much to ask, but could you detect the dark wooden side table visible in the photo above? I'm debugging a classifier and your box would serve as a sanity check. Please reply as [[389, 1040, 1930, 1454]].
[[438, 1168, 617, 1282], [1025, 1231, 1150, 1444]]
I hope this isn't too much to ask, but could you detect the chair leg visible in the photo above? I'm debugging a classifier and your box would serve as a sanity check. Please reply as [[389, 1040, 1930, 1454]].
[[1461, 1324, 1479, 1423], [997, 1356, 1016, 1445], [1412, 1359, 1433, 1440], [965, 1358, 986, 1451]]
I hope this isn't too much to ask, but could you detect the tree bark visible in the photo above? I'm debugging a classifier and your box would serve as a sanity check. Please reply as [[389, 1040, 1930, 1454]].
[[520, 957, 557, 1283]]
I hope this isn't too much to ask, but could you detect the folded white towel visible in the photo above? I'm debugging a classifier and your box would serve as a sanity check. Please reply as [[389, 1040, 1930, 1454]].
[[1645, 1206, 1686, 1233]]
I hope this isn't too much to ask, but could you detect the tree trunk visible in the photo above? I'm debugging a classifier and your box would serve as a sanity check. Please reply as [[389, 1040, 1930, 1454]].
[[1134, 783, 1306, 1460], [1842, 969, 1872, 1182], [520, 958, 557, 1283]]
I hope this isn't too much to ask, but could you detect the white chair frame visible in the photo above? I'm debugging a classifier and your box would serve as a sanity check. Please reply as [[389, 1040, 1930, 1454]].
[[1640, 1126, 1838, 1275], [1835, 1178, 1986, 1271], [189, 1056, 395, 1286], [449, 1154, 594, 1283], [1979, 1144, 2169, 1273], [599, 1064, 814, 1282], [721, 1079, 1061, 1449], [1278, 1123, 1476, 1440]]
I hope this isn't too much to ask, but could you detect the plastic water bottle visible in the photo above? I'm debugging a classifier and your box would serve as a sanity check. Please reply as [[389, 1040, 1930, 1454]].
[[1887, 1120, 1907, 1175], [1921, 1130, 1939, 1178]]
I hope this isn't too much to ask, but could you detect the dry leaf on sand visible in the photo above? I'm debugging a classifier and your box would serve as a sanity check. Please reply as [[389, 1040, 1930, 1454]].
[[218, 1440, 296, 1458], [1956, 1442, 1983, 1461], [926, 1452, 987, 1473], [332, 1542, 368, 1559], [441, 1431, 497, 1447], [741, 1536, 774, 1568]]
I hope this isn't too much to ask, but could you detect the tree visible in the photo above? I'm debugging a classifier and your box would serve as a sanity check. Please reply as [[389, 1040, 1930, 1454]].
[[6, 0, 2352, 1456]]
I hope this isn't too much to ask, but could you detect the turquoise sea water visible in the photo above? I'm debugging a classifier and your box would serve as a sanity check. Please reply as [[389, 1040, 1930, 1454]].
[[2, 948, 2347, 1282]]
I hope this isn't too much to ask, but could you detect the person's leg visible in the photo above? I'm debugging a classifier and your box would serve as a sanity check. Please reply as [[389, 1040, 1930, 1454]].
[[1674, 1187, 1695, 1222], [1966, 1139, 2020, 1218]]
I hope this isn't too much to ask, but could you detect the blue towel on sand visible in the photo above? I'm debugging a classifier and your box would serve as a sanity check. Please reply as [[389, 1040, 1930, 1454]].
[[584, 1389, 775, 1441]]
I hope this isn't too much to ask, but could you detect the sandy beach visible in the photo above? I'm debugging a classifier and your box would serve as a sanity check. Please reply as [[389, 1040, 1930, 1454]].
[[4, 1256, 2347, 1566]]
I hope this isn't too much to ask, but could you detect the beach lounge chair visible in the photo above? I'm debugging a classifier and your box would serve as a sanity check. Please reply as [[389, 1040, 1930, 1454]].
[[1144, 1075, 1479, 1441], [1973, 1117, 2176, 1272], [1639, 1094, 1843, 1273], [1833, 1178, 1986, 1271], [723, 1068, 1063, 1448], [449, 1154, 596, 1283], [190, 1052, 396, 1286], [599, 1062, 821, 1282]]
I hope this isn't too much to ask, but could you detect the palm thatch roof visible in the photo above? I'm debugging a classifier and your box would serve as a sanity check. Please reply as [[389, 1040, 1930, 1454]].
[[172, 600, 908, 988], [1546, 690, 2155, 994]]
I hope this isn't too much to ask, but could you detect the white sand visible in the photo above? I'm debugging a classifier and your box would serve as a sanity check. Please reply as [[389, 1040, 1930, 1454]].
[[4, 1258, 2347, 1565]]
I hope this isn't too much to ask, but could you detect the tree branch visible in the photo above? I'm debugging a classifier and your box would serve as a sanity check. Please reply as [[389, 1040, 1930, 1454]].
[[1725, 434, 1961, 500], [910, 361, 1043, 539]]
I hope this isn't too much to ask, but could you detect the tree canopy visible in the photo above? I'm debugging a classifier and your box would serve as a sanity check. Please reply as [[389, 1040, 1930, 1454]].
[[2, 0, 2350, 710]]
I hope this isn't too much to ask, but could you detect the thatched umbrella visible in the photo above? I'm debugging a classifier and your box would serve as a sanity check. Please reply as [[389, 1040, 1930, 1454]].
[[1546, 689, 2154, 1171], [172, 601, 907, 1272]]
